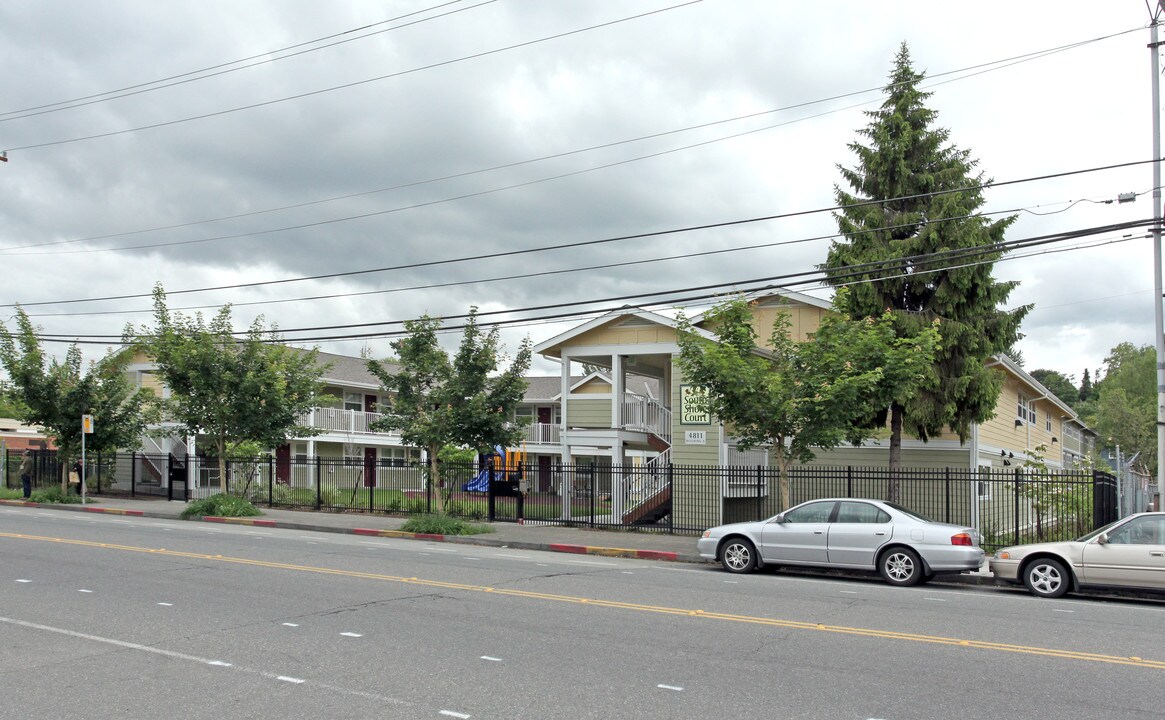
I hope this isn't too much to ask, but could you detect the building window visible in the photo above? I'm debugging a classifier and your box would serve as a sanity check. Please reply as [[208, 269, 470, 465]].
[[1046, 415, 1052, 432], [344, 392, 363, 412], [1017, 393, 1035, 424], [515, 406, 534, 421]]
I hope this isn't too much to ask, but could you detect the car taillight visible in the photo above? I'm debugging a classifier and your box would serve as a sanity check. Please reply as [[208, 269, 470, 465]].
[[950, 533, 973, 546]]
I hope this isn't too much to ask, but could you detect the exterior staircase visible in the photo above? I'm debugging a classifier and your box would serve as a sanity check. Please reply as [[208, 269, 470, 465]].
[[622, 448, 671, 526]]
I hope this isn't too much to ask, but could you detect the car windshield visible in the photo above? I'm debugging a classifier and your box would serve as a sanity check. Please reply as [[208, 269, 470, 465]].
[[1075, 517, 1132, 542], [883, 502, 932, 523]]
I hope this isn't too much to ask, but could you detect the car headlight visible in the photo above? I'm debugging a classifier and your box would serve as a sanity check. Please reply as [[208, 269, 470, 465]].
[[701, 530, 712, 538], [994, 550, 1010, 559]]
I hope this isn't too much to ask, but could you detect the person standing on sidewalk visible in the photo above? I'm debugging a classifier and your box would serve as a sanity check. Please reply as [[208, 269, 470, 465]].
[[18, 450, 34, 499]]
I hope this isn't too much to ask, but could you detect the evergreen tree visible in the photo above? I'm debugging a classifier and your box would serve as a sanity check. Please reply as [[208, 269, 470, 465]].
[[1029, 369, 1078, 409], [1078, 368, 1094, 403], [823, 43, 1028, 497]]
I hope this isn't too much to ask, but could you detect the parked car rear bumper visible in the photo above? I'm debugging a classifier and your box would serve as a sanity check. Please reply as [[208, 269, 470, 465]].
[[919, 545, 985, 573]]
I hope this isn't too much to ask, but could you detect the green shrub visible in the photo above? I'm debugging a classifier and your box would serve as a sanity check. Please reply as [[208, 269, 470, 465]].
[[29, 486, 83, 504], [401, 513, 494, 536], [181, 493, 263, 519]]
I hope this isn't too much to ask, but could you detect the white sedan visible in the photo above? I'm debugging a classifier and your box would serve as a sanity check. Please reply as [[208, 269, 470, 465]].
[[990, 512, 1165, 598], [697, 498, 985, 586]]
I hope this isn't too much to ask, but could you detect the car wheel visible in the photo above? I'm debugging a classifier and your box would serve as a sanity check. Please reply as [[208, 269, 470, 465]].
[[1023, 557, 1070, 598], [879, 547, 923, 587], [720, 538, 757, 574]]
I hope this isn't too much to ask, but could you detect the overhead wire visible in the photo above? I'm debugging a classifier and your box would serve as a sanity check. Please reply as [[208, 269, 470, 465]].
[[0, 0, 495, 121], [0, 25, 1143, 254], [2, 156, 1154, 309], [1, 1, 705, 154], [17, 198, 1112, 319], [31, 218, 1153, 342]]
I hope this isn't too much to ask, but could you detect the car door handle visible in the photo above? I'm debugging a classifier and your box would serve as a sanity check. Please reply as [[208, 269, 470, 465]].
[[814, 530, 824, 535], [1151, 551, 1164, 557], [875, 531, 886, 536]]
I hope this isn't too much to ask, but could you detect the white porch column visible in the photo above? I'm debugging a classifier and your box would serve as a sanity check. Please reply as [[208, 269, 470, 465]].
[[560, 354, 572, 520], [307, 440, 316, 489], [612, 353, 624, 429], [610, 440, 626, 522]]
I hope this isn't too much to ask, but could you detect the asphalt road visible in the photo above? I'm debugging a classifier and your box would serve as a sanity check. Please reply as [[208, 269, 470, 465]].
[[3, 507, 1165, 719]]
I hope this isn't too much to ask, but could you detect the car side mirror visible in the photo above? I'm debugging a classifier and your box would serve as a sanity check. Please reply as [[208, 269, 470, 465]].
[[773, 512, 786, 523], [1096, 533, 1108, 546]]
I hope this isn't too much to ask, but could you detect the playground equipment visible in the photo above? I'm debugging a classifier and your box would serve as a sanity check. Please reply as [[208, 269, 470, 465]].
[[463, 446, 525, 492]]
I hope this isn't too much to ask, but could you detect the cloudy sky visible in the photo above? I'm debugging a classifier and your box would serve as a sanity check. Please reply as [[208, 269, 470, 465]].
[[0, 1, 1159, 385]]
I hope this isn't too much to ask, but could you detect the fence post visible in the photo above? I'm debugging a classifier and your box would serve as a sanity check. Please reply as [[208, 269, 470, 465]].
[[487, 459, 496, 522], [315, 456, 322, 510], [1013, 467, 1022, 547], [668, 463, 674, 533], [846, 465, 853, 498], [131, 451, 137, 497], [167, 454, 173, 502], [756, 465, 763, 521], [268, 454, 274, 506], [944, 467, 951, 524], [225, 457, 231, 496]]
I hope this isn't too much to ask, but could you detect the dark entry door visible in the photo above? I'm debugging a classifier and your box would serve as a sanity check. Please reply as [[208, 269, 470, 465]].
[[538, 455, 552, 492], [275, 444, 290, 484], [363, 448, 377, 488]]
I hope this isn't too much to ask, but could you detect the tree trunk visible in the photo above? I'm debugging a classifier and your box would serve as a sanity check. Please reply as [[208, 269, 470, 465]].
[[887, 403, 903, 504], [428, 443, 446, 515], [775, 450, 792, 511]]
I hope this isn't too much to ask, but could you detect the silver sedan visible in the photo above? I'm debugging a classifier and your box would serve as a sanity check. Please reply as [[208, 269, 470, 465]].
[[990, 512, 1165, 598], [697, 498, 985, 586]]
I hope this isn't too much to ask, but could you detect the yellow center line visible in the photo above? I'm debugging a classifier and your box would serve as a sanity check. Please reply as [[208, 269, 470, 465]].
[[6, 531, 1162, 670]]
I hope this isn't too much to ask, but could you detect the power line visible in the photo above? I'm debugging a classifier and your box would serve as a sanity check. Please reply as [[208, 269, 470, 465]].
[[0, 0, 495, 121], [3, 157, 1154, 310], [17, 200, 1099, 319], [2, 1, 705, 154], [33, 219, 1152, 342], [0, 25, 1142, 253]]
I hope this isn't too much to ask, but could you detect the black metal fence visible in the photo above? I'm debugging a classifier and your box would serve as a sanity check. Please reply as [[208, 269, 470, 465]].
[[2, 450, 1117, 551]]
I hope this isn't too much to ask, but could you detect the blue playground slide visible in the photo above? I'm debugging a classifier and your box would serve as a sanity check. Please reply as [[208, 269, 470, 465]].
[[463, 465, 490, 492], [462, 446, 504, 492]]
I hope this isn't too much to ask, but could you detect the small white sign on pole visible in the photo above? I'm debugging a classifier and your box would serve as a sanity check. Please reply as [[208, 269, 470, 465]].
[[80, 415, 94, 503]]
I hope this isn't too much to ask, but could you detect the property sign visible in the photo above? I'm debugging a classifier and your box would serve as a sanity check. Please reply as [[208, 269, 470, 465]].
[[679, 385, 711, 425], [81, 415, 94, 434]]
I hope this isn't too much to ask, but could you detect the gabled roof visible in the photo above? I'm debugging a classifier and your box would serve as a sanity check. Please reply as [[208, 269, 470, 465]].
[[686, 287, 832, 325], [306, 349, 397, 389], [989, 354, 1081, 422], [533, 306, 715, 359], [521, 372, 659, 402]]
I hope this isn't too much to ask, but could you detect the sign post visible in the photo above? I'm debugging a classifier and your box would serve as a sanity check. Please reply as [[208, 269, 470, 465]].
[[81, 415, 94, 503]]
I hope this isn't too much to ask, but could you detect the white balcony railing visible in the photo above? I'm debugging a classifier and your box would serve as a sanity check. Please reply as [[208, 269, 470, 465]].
[[297, 407, 401, 438], [621, 397, 671, 442], [521, 422, 561, 446]]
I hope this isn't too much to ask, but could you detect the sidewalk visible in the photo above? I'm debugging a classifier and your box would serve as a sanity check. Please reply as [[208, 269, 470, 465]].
[[0, 495, 995, 584]]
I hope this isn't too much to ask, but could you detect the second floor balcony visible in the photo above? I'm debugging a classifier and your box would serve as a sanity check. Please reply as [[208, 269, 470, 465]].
[[521, 422, 561, 446], [298, 407, 401, 438]]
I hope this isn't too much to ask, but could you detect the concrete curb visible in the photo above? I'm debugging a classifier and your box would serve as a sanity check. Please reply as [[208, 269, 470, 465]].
[[0, 498, 988, 584]]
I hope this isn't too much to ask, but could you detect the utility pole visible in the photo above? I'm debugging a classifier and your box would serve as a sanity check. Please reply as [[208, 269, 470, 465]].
[[1151, 1, 1165, 509]]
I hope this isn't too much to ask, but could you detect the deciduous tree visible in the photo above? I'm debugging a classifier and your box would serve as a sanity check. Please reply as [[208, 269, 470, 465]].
[[133, 286, 326, 490], [1, 307, 156, 490], [676, 294, 939, 508], [367, 308, 532, 514]]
